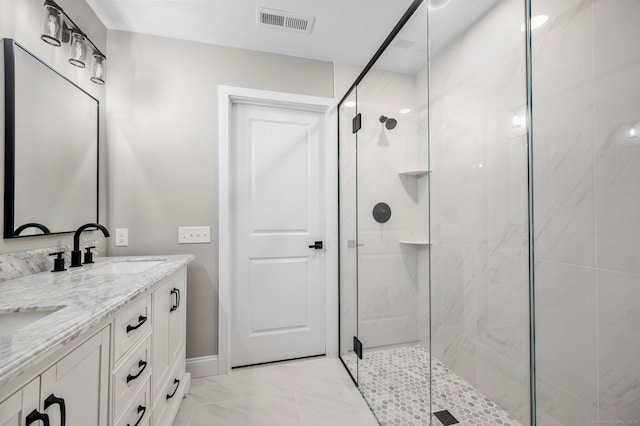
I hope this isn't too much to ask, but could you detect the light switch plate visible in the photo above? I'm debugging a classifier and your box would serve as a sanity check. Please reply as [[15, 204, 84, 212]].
[[179, 226, 211, 244], [115, 228, 128, 247]]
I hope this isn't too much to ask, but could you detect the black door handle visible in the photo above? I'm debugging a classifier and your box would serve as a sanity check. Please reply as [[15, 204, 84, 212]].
[[26, 409, 50, 426], [166, 378, 180, 400], [126, 360, 148, 383], [44, 394, 66, 426], [127, 405, 146, 426], [126, 315, 147, 333], [308, 241, 323, 250]]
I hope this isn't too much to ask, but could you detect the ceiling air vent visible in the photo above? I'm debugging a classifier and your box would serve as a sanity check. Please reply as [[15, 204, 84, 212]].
[[257, 8, 315, 34]]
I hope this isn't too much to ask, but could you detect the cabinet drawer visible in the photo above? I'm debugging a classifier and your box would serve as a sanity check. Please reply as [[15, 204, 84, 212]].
[[115, 377, 151, 426], [114, 335, 151, 417], [114, 295, 151, 361]]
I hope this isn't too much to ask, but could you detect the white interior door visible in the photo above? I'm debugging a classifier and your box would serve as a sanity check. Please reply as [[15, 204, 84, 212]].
[[231, 102, 326, 367]]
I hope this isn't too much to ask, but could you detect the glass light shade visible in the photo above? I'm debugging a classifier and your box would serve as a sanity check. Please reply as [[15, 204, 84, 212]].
[[90, 54, 106, 85], [41, 3, 63, 46], [69, 32, 87, 68]]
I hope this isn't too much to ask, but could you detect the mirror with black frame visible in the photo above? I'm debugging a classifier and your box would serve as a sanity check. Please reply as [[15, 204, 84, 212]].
[[3, 39, 98, 238]]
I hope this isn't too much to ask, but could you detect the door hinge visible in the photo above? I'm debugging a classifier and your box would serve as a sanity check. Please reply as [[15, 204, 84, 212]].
[[352, 113, 361, 134], [353, 336, 363, 360]]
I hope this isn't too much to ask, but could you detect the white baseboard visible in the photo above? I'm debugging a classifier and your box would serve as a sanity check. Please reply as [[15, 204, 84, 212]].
[[186, 355, 218, 378]]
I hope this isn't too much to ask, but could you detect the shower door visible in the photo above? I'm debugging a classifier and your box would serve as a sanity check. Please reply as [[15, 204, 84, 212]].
[[339, 87, 359, 383], [350, 3, 431, 424]]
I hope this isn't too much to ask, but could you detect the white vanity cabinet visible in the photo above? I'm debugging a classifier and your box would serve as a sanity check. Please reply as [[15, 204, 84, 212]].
[[0, 258, 191, 426], [0, 326, 110, 426], [151, 268, 187, 426]]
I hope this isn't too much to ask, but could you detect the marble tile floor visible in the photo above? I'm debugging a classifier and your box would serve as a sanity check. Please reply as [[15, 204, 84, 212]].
[[354, 344, 522, 426], [173, 356, 379, 426]]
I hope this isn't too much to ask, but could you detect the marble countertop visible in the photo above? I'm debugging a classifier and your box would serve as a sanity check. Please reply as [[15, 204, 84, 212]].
[[0, 255, 194, 389]]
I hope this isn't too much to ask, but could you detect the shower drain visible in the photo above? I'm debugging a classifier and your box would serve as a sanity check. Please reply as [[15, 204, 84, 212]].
[[433, 409, 460, 425]]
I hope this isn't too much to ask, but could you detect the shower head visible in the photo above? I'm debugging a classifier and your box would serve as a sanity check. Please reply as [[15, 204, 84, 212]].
[[379, 115, 398, 130]]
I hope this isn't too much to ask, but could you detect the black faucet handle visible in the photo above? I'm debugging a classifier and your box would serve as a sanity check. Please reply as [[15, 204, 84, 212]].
[[49, 252, 66, 273], [83, 246, 96, 264]]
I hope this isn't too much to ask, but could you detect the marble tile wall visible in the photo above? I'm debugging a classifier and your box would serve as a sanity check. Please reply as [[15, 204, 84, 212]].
[[430, 0, 640, 423], [532, 0, 640, 423], [355, 67, 428, 350], [428, 0, 531, 423]]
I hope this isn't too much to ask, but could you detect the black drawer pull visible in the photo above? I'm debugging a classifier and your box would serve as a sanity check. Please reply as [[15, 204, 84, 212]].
[[44, 394, 66, 426], [170, 288, 180, 312], [166, 378, 180, 400], [26, 409, 50, 426], [126, 315, 147, 333], [126, 360, 148, 383], [127, 405, 146, 426]]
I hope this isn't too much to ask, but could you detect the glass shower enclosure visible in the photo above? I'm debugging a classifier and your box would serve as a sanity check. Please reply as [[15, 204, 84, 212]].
[[339, 0, 640, 424]]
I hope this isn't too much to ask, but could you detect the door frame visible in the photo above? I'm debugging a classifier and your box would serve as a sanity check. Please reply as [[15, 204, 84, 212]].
[[218, 85, 338, 374]]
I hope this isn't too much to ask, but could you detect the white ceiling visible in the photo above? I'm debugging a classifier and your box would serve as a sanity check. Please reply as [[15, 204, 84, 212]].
[[86, 0, 499, 75], [86, 0, 414, 68]]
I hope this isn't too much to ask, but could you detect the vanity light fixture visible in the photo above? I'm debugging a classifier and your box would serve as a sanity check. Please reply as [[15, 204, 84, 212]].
[[629, 126, 638, 140], [90, 53, 106, 85], [69, 32, 87, 68], [39, 0, 107, 84], [41, 0, 63, 46], [399, 108, 411, 114]]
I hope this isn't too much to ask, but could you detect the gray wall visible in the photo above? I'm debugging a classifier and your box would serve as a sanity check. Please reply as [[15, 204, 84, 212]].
[[106, 31, 335, 358], [0, 0, 109, 255]]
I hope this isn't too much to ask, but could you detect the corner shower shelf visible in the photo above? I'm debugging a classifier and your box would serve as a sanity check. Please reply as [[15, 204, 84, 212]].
[[399, 240, 432, 246], [398, 169, 430, 177]]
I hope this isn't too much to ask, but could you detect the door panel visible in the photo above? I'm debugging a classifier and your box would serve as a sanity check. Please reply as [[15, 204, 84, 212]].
[[231, 102, 326, 367], [338, 88, 359, 382], [41, 327, 110, 426], [250, 120, 311, 233], [249, 257, 310, 334]]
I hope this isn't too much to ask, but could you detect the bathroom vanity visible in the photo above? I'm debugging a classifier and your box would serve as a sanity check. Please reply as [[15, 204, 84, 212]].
[[0, 255, 193, 426]]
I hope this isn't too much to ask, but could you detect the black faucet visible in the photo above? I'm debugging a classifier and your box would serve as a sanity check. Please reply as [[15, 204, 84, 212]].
[[70, 223, 110, 267], [14, 222, 51, 236]]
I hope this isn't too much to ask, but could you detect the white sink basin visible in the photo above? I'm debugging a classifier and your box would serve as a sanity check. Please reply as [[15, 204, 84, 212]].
[[86, 260, 164, 275], [0, 308, 63, 338]]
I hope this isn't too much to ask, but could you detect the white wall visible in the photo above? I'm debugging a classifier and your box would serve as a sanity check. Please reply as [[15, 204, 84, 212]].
[[106, 31, 335, 358], [532, 0, 640, 424], [0, 0, 109, 255]]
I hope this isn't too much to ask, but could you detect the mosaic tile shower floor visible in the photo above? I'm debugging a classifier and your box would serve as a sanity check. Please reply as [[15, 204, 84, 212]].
[[345, 345, 522, 426]]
